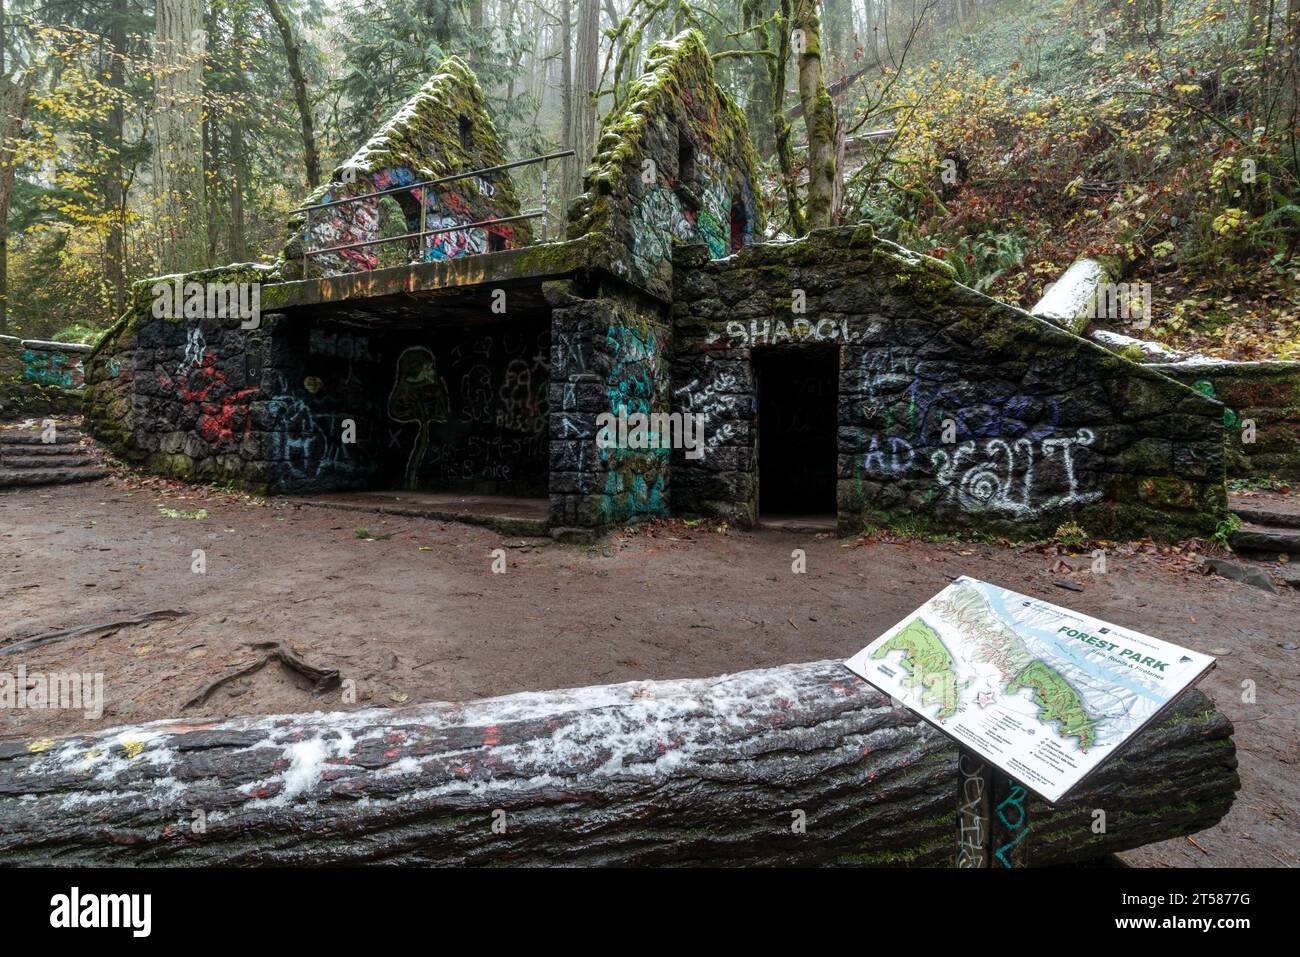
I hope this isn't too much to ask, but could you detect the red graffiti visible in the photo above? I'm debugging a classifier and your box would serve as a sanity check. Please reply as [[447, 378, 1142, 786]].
[[165, 352, 258, 448], [442, 192, 473, 217]]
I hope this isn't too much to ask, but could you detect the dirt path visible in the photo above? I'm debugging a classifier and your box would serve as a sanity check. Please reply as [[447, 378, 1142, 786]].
[[1, 476, 1296, 867]]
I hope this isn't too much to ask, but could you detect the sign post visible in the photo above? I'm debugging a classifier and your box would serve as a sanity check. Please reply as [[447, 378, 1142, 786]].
[[956, 747, 993, 868], [989, 773, 1031, 868], [847, 576, 1215, 868]]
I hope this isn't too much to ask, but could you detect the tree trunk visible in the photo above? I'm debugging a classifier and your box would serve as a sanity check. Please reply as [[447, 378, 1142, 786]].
[[795, 0, 836, 231], [563, 0, 600, 205], [821, 0, 853, 67], [772, 0, 806, 236], [203, 9, 221, 266], [0, 0, 34, 335], [153, 0, 207, 272], [0, 660, 1238, 866], [105, 0, 129, 317], [264, 0, 319, 189], [742, 0, 777, 159], [228, 118, 246, 262], [558, 0, 574, 228]]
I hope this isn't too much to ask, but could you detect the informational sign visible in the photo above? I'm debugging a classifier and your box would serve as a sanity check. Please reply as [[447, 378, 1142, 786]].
[[845, 576, 1215, 804]]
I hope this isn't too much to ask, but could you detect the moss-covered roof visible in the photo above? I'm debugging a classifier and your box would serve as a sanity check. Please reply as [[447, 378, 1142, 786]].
[[305, 57, 513, 205], [567, 29, 764, 239]]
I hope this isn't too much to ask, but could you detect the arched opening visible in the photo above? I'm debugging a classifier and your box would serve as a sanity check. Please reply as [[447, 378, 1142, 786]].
[[729, 195, 749, 254], [678, 131, 696, 185], [458, 114, 475, 152], [374, 192, 422, 268]]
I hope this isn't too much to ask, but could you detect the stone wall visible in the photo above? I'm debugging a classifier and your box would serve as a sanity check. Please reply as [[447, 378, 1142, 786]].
[[567, 29, 762, 303], [86, 267, 554, 495], [671, 227, 1228, 540], [548, 281, 672, 532], [280, 57, 529, 281], [0, 335, 90, 416], [1150, 359, 1300, 482]]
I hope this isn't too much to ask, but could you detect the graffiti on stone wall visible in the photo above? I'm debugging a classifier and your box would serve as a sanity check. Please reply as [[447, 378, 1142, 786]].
[[860, 378, 1062, 458], [630, 153, 731, 279], [723, 317, 858, 349], [496, 359, 544, 433], [673, 369, 741, 447], [309, 328, 376, 363], [460, 364, 495, 425], [155, 323, 369, 484], [423, 191, 513, 261], [1190, 379, 1243, 431], [601, 323, 668, 520], [305, 196, 380, 275], [21, 348, 84, 389], [930, 430, 1101, 517], [306, 167, 513, 276], [160, 328, 258, 449], [388, 346, 451, 489], [264, 379, 368, 485], [384, 329, 549, 489], [425, 433, 547, 484], [852, 350, 1096, 519]]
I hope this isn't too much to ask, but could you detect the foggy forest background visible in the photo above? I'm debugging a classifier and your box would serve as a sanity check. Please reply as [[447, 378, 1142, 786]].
[[1, 0, 1297, 362]]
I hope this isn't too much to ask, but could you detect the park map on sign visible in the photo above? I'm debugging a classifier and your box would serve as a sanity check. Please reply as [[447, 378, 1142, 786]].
[[844, 577, 1215, 804]]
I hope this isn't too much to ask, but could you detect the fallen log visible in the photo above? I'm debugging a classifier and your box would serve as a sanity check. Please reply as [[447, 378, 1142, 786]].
[[0, 660, 1237, 866], [1030, 257, 1117, 334]]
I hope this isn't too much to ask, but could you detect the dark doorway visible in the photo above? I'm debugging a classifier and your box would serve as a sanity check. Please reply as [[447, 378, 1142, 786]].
[[756, 347, 838, 517]]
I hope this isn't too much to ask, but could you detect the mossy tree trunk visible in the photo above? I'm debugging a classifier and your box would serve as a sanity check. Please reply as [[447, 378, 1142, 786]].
[[105, 0, 129, 317], [565, 0, 601, 206], [794, 0, 836, 230], [772, 0, 806, 235], [153, 0, 208, 273], [0, 0, 34, 335], [741, 0, 777, 158], [264, 0, 320, 189]]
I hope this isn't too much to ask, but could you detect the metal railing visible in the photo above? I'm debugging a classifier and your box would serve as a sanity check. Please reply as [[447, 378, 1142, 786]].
[[293, 149, 575, 272]]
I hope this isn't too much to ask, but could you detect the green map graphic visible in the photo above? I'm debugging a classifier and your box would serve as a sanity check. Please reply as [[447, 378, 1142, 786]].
[[1005, 660, 1098, 748], [871, 618, 968, 718], [928, 583, 1101, 748]]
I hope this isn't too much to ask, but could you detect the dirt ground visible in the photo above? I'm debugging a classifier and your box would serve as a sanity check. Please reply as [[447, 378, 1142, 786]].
[[1, 473, 1296, 868]]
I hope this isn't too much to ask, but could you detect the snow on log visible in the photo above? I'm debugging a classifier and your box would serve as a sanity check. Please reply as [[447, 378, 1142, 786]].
[[1031, 257, 1114, 334], [0, 660, 1237, 866]]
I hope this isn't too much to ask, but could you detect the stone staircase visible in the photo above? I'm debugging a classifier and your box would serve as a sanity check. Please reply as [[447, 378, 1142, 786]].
[[0, 419, 109, 488], [1228, 492, 1300, 590]]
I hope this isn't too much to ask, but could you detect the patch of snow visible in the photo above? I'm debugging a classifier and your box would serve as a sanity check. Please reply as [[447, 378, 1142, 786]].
[[1091, 329, 1189, 361]]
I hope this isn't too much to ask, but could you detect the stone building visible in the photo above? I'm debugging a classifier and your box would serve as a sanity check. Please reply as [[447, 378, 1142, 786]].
[[84, 30, 1233, 541]]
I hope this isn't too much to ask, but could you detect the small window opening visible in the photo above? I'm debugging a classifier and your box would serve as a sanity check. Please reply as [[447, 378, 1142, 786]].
[[730, 196, 749, 254], [678, 131, 697, 184], [458, 114, 474, 152]]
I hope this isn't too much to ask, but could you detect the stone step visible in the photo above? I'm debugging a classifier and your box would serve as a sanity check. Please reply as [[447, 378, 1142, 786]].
[[1232, 504, 1300, 530], [0, 466, 108, 488], [0, 438, 90, 454], [0, 430, 84, 447], [0, 455, 94, 469], [1229, 523, 1300, 556], [0, 443, 87, 455]]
